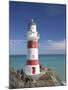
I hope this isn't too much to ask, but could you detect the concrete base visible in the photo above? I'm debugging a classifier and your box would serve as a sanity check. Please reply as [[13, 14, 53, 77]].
[[25, 65, 40, 75]]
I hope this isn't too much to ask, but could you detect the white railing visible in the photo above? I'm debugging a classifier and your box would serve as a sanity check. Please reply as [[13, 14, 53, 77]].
[[27, 31, 40, 41]]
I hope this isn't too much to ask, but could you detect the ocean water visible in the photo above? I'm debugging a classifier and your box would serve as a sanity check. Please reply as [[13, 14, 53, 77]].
[[9, 54, 66, 81]]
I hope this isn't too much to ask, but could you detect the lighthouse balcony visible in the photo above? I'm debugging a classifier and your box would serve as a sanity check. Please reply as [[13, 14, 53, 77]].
[[27, 31, 40, 41]]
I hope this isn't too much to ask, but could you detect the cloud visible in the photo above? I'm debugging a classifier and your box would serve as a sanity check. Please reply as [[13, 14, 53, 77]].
[[39, 39, 65, 54], [10, 39, 65, 55], [9, 40, 27, 55]]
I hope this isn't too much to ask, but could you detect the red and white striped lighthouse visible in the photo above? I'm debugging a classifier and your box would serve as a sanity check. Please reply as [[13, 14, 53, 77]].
[[25, 19, 40, 75]]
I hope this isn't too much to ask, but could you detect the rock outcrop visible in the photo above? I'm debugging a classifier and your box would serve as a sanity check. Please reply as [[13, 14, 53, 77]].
[[9, 67, 65, 89]]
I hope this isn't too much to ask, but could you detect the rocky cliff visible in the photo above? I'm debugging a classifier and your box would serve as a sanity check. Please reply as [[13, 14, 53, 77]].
[[9, 67, 65, 89]]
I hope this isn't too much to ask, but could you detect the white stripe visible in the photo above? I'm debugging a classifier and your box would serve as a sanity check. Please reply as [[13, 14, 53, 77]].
[[27, 31, 39, 41], [27, 48, 38, 60]]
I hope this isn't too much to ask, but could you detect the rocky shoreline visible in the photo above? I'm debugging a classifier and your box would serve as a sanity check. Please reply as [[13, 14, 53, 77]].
[[9, 66, 65, 89]]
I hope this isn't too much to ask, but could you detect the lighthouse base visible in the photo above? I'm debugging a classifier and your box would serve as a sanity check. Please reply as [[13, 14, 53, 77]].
[[25, 65, 40, 75]]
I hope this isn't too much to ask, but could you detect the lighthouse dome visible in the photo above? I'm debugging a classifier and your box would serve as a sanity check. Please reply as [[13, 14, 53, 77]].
[[28, 19, 37, 32], [28, 19, 36, 26]]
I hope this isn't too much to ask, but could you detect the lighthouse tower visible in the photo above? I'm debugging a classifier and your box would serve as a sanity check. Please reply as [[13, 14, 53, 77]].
[[25, 19, 40, 75]]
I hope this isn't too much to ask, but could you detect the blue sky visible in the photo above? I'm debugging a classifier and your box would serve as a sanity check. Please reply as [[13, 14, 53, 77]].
[[9, 1, 66, 55]]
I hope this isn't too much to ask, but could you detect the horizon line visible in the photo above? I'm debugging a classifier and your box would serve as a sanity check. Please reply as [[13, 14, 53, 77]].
[[9, 53, 66, 56]]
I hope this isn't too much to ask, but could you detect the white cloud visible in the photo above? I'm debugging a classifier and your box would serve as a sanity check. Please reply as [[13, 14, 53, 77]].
[[39, 39, 65, 54], [9, 40, 27, 55]]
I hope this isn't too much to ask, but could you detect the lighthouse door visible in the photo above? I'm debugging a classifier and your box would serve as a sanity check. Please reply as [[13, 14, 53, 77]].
[[32, 67, 35, 74]]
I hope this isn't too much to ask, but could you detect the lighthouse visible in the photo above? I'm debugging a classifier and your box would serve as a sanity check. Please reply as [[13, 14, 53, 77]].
[[25, 19, 40, 75]]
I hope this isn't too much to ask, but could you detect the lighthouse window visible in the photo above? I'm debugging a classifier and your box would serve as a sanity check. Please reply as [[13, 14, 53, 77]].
[[32, 55, 34, 58]]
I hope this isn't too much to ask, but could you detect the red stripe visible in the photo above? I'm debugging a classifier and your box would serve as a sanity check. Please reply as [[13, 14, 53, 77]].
[[28, 41, 38, 48], [26, 60, 39, 65]]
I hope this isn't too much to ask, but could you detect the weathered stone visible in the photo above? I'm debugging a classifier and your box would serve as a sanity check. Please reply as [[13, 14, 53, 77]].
[[9, 67, 65, 89]]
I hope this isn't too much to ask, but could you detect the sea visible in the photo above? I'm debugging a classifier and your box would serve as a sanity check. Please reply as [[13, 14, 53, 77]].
[[9, 54, 66, 82]]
